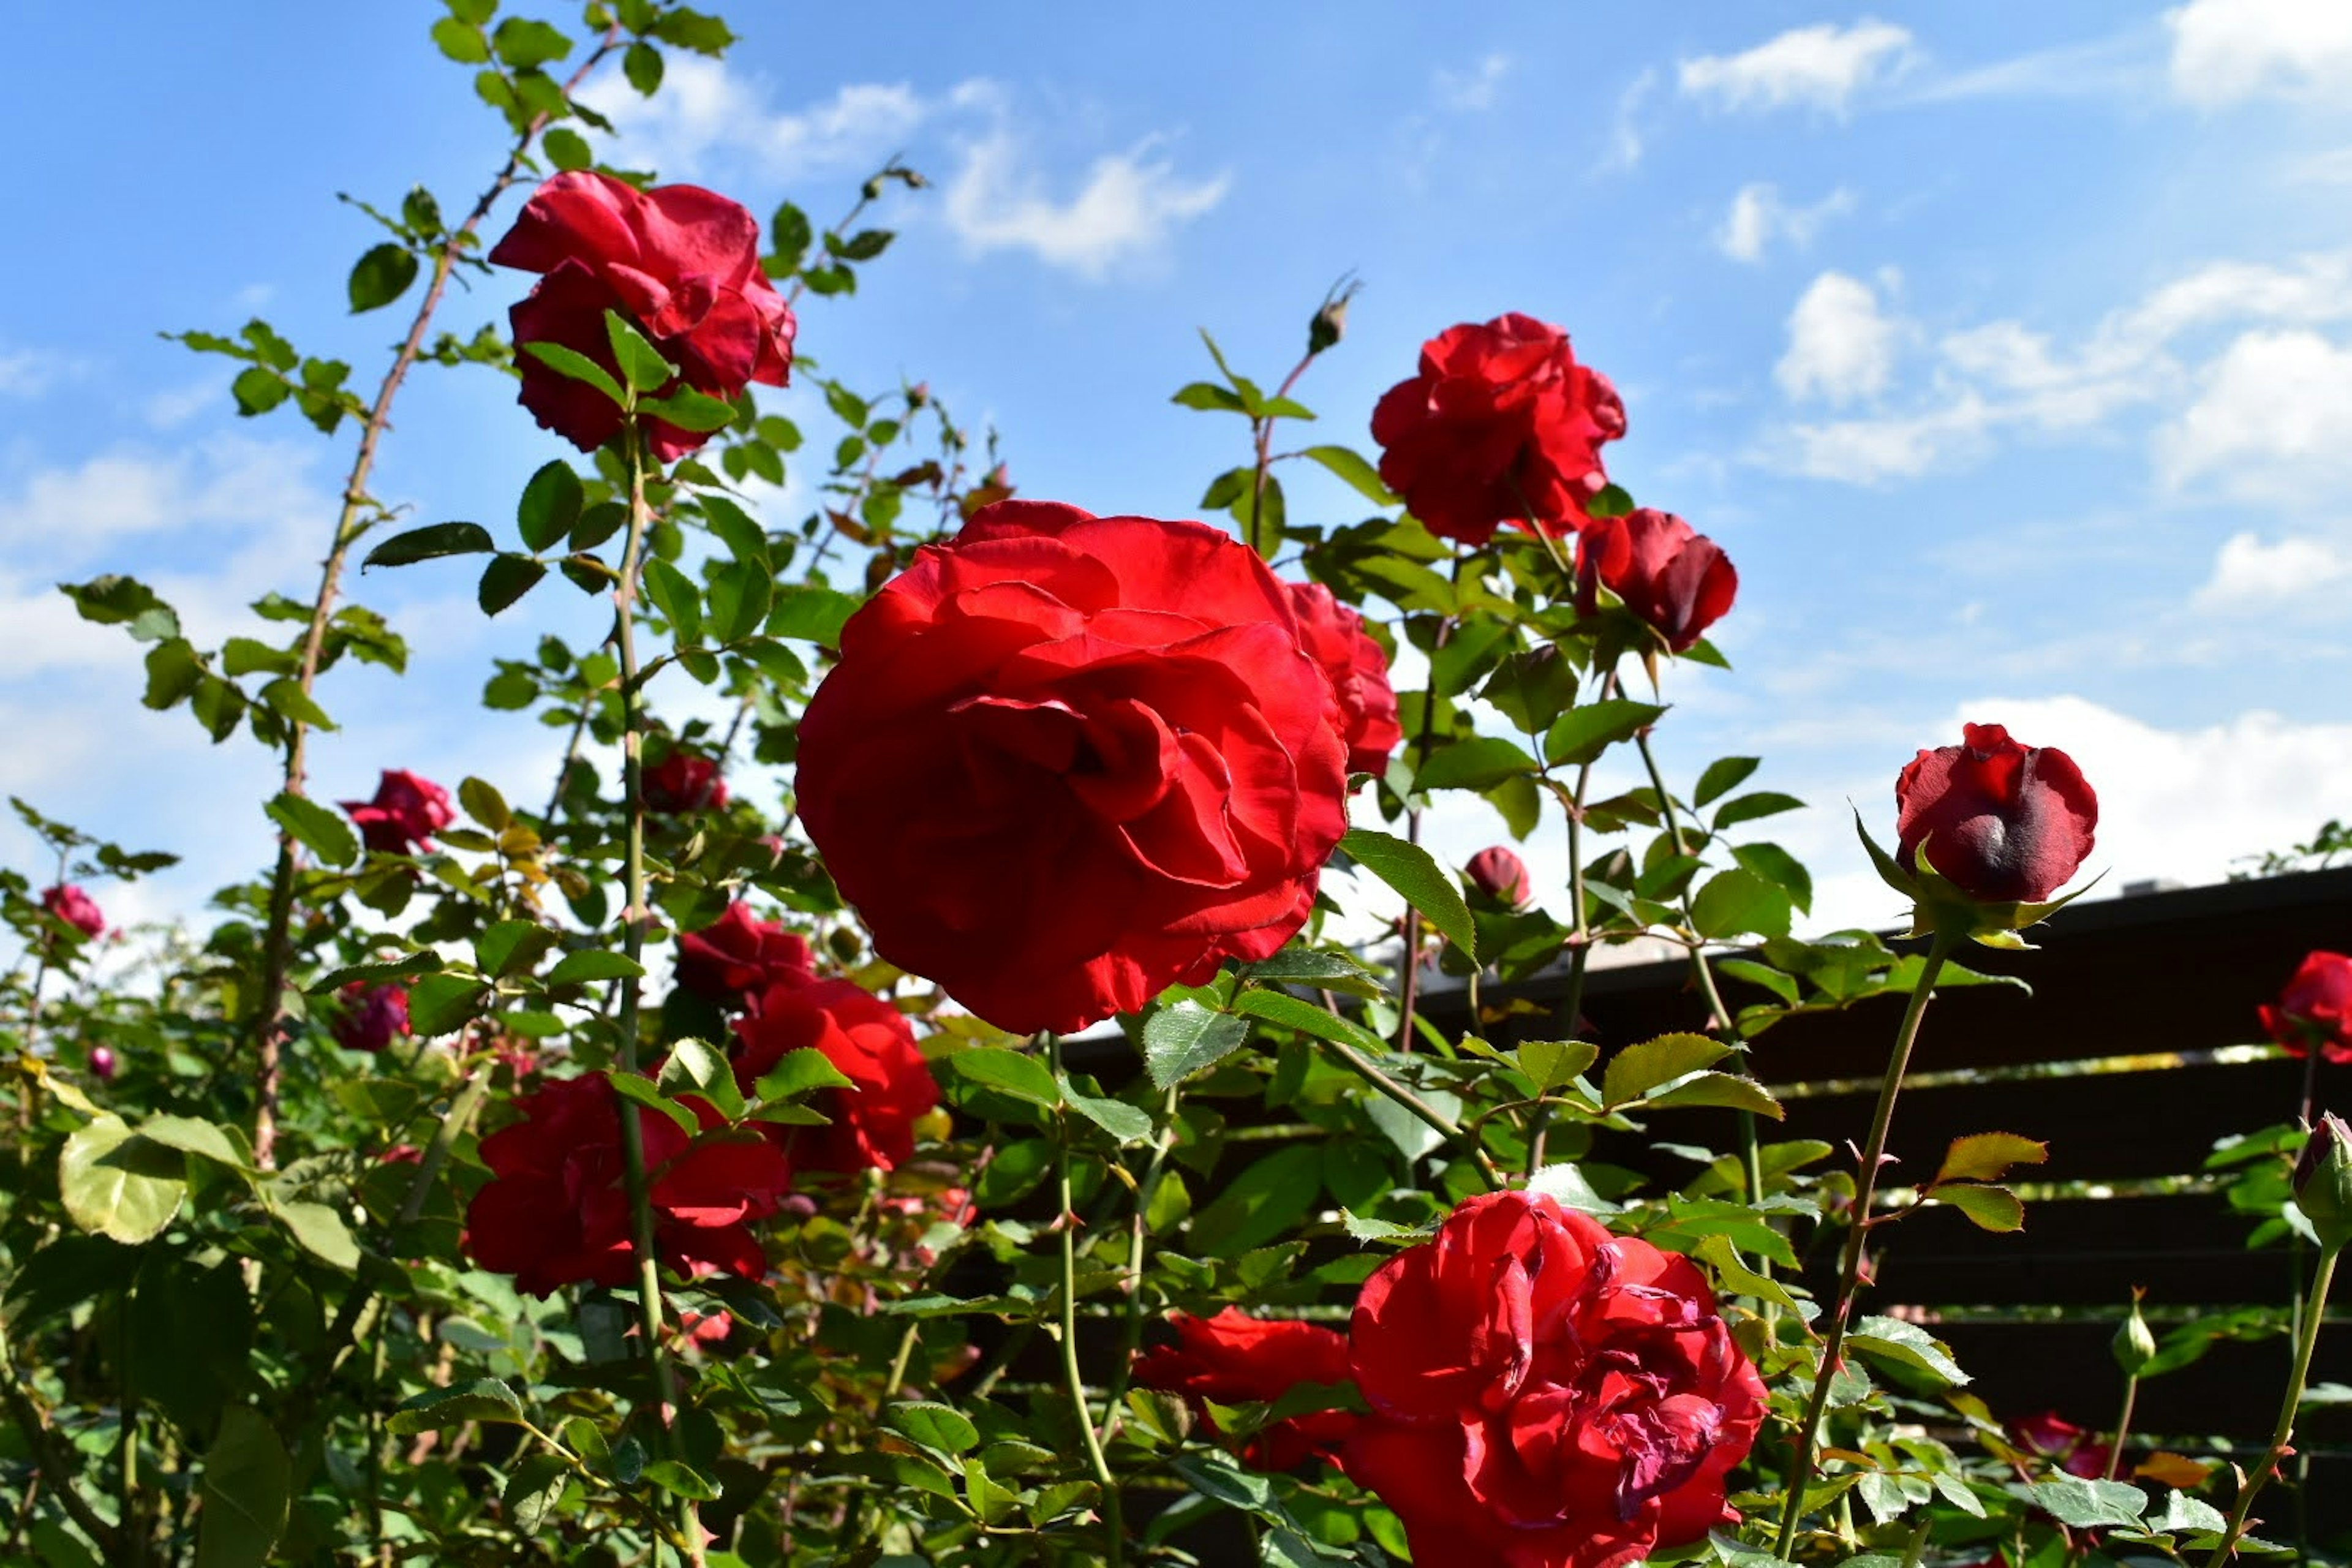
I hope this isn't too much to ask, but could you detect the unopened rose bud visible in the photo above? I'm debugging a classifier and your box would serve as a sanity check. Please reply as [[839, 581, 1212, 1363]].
[[87, 1046, 117, 1082], [907, 382, 930, 410], [1306, 276, 1361, 358], [1465, 846, 1532, 909], [2296, 1112, 2352, 1251], [2111, 1289, 2157, 1376]]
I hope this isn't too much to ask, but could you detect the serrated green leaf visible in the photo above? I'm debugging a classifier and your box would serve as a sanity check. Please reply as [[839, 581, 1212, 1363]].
[[657, 1038, 744, 1123], [545, 950, 644, 986], [1543, 700, 1666, 767], [1934, 1132, 2049, 1185], [885, 1401, 981, 1455], [1142, 1003, 1250, 1087], [1062, 1079, 1153, 1145], [266, 791, 359, 868], [386, 1378, 524, 1434], [1849, 1316, 1970, 1387], [363, 521, 496, 569], [522, 340, 625, 407], [1643, 1071, 1784, 1118], [516, 460, 582, 551], [1341, 827, 1476, 962], [1601, 1033, 1728, 1109], [1933, 1181, 2026, 1232]]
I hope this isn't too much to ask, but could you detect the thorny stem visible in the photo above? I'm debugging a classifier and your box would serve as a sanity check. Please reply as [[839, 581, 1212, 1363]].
[[2204, 1243, 2340, 1567], [247, 28, 624, 1169], [1395, 556, 1466, 1054], [1527, 670, 1604, 1177], [0, 1315, 121, 1559], [2103, 1374, 2139, 1483], [1104, 1088, 1184, 1435], [1246, 352, 1316, 560], [1321, 1035, 1501, 1191], [1050, 1036, 1125, 1564], [1775, 930, 1959, 1558]]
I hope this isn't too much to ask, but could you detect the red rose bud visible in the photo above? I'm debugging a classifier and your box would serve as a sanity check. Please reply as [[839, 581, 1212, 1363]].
[[2263, 951, 2352, 1065], [644, 751, 728, 814], [676, 902, 813, 1011], [87, 1046, 117, 1082], [1132, 1308, 1357, 1472], [333, 982, 410, 1053], [489, 171, 794, 461], [1574, 508, 1738, 655], [2007, 1410, 2111, 1480], [795, 500, 1349, 1034], [1287, 582, 1403, 777], [1894, 723, 2097, 905], [1345, 1191, 1766, 1568], [340, 769, 455, 855], [1464, 845, 1532, 909], [2295, 1112, 2352, 1251], [731, 979, 938, 1176], [41, 883, 105, 940], [1371, 314, 1624, 545]]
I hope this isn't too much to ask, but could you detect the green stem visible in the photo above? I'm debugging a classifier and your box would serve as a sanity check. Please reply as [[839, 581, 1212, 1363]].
[[1528, 677, 1602, 1178], [1050, 1036, 1125, 1564], [2204, 1243, 2340, 1567], [1104, 1088, 1183, 1430], [1774, 930, 1959, 1559], [1319, 1035, 1501, 1191], [2103, 1374, 2139, 1483]]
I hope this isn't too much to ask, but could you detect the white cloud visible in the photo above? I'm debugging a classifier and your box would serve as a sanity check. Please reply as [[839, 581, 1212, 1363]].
[[1433, 53, 1512, 111], [2160, 328, 2352, 494], [2291, 147, 2352, 184], [1776, 271, 1899, 404], [941, 119, 1229, 281], [1679, 19, 1917, 115], [1904, 31, 2160, 104], [1598, 68, 1659, 173], [582, 56, 927, 181], [1775, 394, 1992, 484], [2168, 0, 2352, 105], [2194, 530, 2352, 610], [1716, 183, 1855, 263], [1, 347, 56, 397]]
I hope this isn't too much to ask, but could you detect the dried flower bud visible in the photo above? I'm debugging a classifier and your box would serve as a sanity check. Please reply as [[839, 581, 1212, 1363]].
[[2295, 1112, 2352, 1251], [2111, 1288, 2157, 1377]]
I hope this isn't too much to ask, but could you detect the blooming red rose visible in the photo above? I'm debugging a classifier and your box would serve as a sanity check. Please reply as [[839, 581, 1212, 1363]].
[[732, 978, 937, 1176], [1574, 508, 1738, 655], [1133, 1308, 1358, 1471], [795, 499, 1351, 1033], [340, 769, 454, 855], [334, 982, 410, 1054], [1895, 723, 2097, 904], [1371, 314, 1626, 545], [1345, 1190, 1766, 1568], [2007, 1410, 2112, 1481], [489, 170, 794, 461], [1287, 582, 1403, 777], [644, 750, 728, 815], [464, 1072, 791, 1298], [87, 1046, 117, 1083], [40, 883, 105, 940], [2262, 951, 2352, 1065], [1465, 845, 1532, 909], [676, 902, 813, 1011]]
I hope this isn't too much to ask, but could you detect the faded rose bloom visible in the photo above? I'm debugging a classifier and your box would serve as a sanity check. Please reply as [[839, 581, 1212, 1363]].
[[340, 769, 455, 855], [2007, 1410, 2112, 1481], [489, 170, 794, 461], [1574, 508, 1738, 655], [1371, 314, 1625, 545], [1895, 724, 2098, 904], [1464, 845, 1531, 908], [1345, 1190, 1766, 1568], [676, 902, 813, 1011], [87, 1046, 118, 1082], [644, 751, 728, 815], [333, 983, 410, 1054], [1133, 1308, 1357, 1471], [1287, 582, 1403, 777], [2263, 951, 2352, 1065], [41, 884, 105, 940], [731, 978, 938, 1177]]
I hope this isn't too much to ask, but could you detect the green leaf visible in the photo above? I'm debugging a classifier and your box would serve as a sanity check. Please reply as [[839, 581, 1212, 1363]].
[[639, 1459, 721, 1500], [1188, 1144, 1323, 1257], [1544, 700, 1667, 767], [541, 126, 592, 172], [258, 677, 334, 731], [1415, 736, 1539, 791], [642, 557, 703, 644], [1525, 1161, 1624, 1216], [491, 15, 571, 68], [1062, 1079, 1153, 1145], [308, 952, 439, 993], [267, 1199, 360, 1270], [1233, 987, 1385, 1056], [1642, 1071, 1784, 1119], [766, 584, 860, 646], [546, 950, 645, 986], [231, 364, 289, 415], [197, 1406, 291, 1568], [516, 459, 583, 551], [1172, 381, 1247, 413], [1241, 946, 1388, 1000], [386, 1378, 526, 1435], [608, 1072, 696, 1135], [1690, 868, 1794, 941], [505, 1452, 571, 1536], [947, 1048, 1061, 1109], [1693, 756, 1761, 808], [1848, 1316, 1970, 1386], [138, 1115, 254, 1173], [769, 200, 812, 269], [1517, 1039, 1599, 1092], [59, 1115, 186, 1244], [1731, 842, 1814, 914], [1934, 1132, 2049, 1185], [1601, 1033, 1728, 1109], [363, 521, 496, 569], [430, 15, 490, 62], [1692, 1233, 1804, 1311], [640, 386, 738, 432], [1298, 445, 1395, 505], [521, 340, 625, 407], [1715, 791, 1806, 830], [266, 791, 358, 868], [1717, 958, 1798, 1006], [347, 243, 419, 313], [885, 1401, 981, 1455], [61, 574, 180, 642], [478, 553, 547, 616], [657, 1038, 745, 1123], [1142, 1003, 1250, 1088], [752, 1047, 855, 1100], [624, 40, 665, 94], [2013, 1477, 2147, 1530], [1933, 1182, 2026, 1232], [603, 309, 676, 393], [406, 972, 487, 1037], [1341, 827, 1476, 962], [706, 559, 773, 643], [221, 636, 296, 677]]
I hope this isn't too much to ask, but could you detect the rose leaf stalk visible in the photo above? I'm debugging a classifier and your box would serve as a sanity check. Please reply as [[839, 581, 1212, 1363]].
[[1774, 929, 1960, 1558]]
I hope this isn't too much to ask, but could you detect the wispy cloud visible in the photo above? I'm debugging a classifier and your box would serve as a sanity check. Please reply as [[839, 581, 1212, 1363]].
[[1679, 19, 1917, 116], [1597, 67, 1658, 173], [1716, 183, 1856, 263], [1432, 53, 1513, 112]]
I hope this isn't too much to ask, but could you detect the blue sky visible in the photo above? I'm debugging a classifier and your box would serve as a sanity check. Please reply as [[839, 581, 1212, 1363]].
[[3, 1, 2350, 942]]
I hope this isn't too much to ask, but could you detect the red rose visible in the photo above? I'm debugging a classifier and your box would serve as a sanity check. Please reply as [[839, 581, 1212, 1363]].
[[1345, 1190, 1766, 1568], [333, 982, 410, 1054], [644, 750, 728, 815], [1896, 723, 2098, 904], [464, 1072, 791, 1298], [1464, 845, 1532, 908], [489, 170, 794, 461], [2007, 1410, 2111, 1480], [1371, 314, 1626, 545], [795, 499, 1351, 1033], [340, 769, 454, 855], [676, 902, 813, 1010], [1574, 509, 1738, 655], [731, 979, 937, 1176], [2262, 951, 2352, 1064], [1133, 1307, 1358, 1471], [1287, 582, 1403, 777], [40, 883, 105, 940]]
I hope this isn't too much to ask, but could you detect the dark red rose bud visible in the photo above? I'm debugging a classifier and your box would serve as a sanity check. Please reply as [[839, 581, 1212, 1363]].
[[1133, 1308, 1357, 1471], [2263, 952, 2352, 1065], [87, 1046, 118, 1082], [676, 902, 813, 1011], [1287, 582, 1403, 777], [2295, 1111, 2352, 1251], [1371, 314, 1625, 545], [340, 769, 455, 855], [490, 170, 794, 461], [644, 751, 728, 815], [41, 884, 105, 940], [1464, 845, 1532, 908], [1894, 723, 2097, 905], [1574, 508, 1738, 655], [334, 983, 411, 1054]]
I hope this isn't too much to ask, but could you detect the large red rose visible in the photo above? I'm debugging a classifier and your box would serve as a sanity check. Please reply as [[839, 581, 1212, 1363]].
[[1371, 314, 1625, 545], [676, 902, 813, 1011], [464, 1072, 791, 1298], [339, 769, 454, 855], [1287, 582, 1403, 777], [1896, 723, 2097, 904], [40, 883, 105, 940], [2261, 951, 2352, 1064], [731, 978, 937, 1176], [794, 499, 1351, 1033], [489, 170, 795, 461], [1574, 508, 1738, 655], [1133, 1307, 1358, 1471], [1345, 1191, 1766, 1568]]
